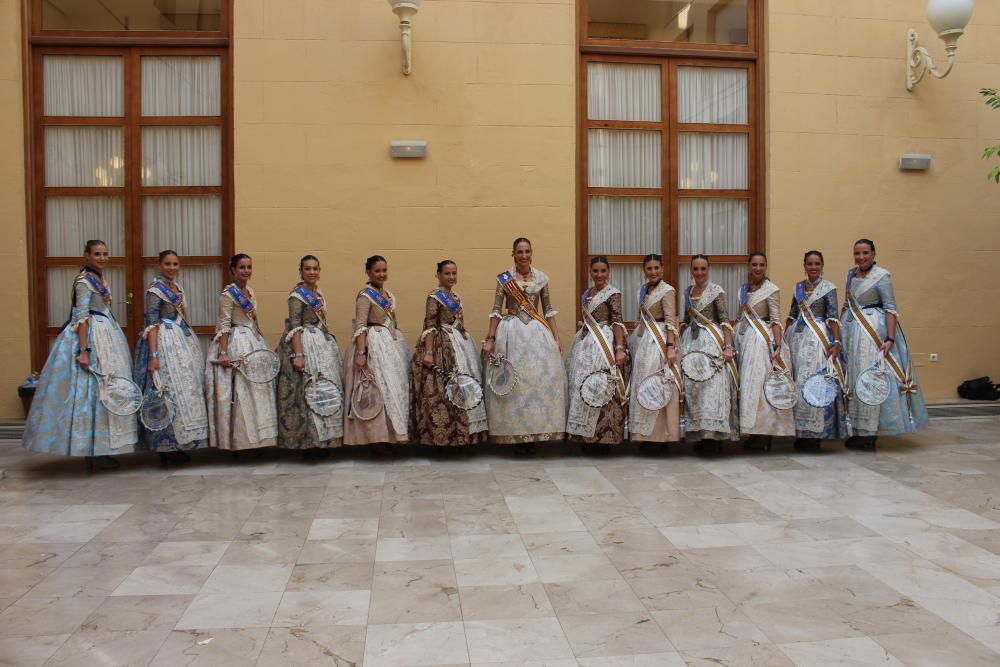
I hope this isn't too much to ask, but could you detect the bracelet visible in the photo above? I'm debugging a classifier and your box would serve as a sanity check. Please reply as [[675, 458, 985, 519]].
[[356, 350, 367, 356], [485, 336, 496, 341], [289, 352, 305, 359], [79, 347, 92, 354], [665, 342, 674, 347], [614, 345, 625, 351], [885, 337, 895, 343], [424, 349, 434, 356], [219, 351, 229, 357], [831, 339, 841, 346], [151, 351, 161, 359]]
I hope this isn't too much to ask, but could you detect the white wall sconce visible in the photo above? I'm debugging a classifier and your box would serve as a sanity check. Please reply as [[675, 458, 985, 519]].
[[907, 0, 974, 91], [390, 140, 427, 158], [387, 0, 422, 76], [899, 153, 932, 171]]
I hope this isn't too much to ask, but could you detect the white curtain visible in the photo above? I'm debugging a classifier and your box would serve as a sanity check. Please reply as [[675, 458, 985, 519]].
[[142, 195, 222, 257], [144, 265, 221, 327], [677, 67, 748, 124], [142, 56, 221, 116], [48, 265, 126, 327], [45, 127, 124, 187], [588, 196, 661, 255], [588, 62, 661, 121], [46, 197, 125, 257], [43, 55, 123, 117], [678, 263, 744, 318], [142, 126, 221, 186], [610, 263, 644, 323], [589, 129, 661, 188], [679, 198, 748, 255], [678, 132, 747, 189]]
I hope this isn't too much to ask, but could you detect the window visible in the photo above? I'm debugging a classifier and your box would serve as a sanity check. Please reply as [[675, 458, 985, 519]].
[[27, 3, 231, 367], [579, 1, 762, 319], [586, 0, 749, 46], [38, 0, 223, 33]]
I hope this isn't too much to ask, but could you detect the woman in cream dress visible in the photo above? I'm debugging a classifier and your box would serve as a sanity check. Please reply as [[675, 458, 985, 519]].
[[482, 237, 566, 453], [734, 252, 795, 449], [628, 253, 682, 447], [410, 260, 488, 447], [134, 250, 209, 465], [842, 239, 928, 451], [344, 255, 411, 447], [205, 253, 278, 454], [276, 255, 344, 457], [24, 240, 137, 470], [680, 255, 739, 450], [565, 256, 629, 446]]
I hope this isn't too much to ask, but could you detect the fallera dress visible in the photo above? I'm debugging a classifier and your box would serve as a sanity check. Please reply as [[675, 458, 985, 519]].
[[24, 269, 138, 457], [485, 267, 567, 444], [734, 279, 795, 438], [205, 284, 278, 450], [409, 288, 488, 446], [134, 276, 209, 452], [842, 265, 928, 436], [276, 285, 345, 449], [628, 280, 682, 444], [565, 285, 630, 444]]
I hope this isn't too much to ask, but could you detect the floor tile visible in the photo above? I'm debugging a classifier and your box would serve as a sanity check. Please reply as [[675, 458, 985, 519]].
[[464, 618, 573, 663], [364, 622, 470, 667]]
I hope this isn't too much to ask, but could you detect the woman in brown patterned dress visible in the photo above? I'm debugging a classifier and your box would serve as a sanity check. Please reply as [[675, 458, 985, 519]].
[[409, 260, 488, 447], [565, 256, 629, 447], [276, 255, 344, 459]]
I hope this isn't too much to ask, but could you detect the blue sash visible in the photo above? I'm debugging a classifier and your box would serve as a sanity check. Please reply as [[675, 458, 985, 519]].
[[794, 280, 808, 305], [227, 285, 255, 315], [84, 271, 111, 302], [155, 279, 184, 310], [294, 285, 324, 313], [739, 283, 750, 306], [639, 282, 651, 306], [846, 267, 858, 291], [363, 287, 394, 316], [580, 287, 592, 311], [433, 289, 462, 315]]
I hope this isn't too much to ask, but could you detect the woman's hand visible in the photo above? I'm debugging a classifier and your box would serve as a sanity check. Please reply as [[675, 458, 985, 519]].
[[615, 349, 626, 367], [666, 347, 678, 365], [147, 356, 159, 373], [482, 339, 494, 356], [293, 356, 305, 373], [723, 346, 735, 362], [827, 342, 841, 359], [770, 346, 780, 363], [422, 351, 434, 368], [354, 352, 367, 372], [77, 350, 91, 372], [218, 352, 232, 368], [880, 340, 894, 355]]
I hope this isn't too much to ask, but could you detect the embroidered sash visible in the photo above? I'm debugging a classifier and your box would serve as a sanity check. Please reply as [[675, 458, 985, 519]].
[[153, 279, 186, 316], [82, 271, 112, 305], [293, 285, 328, 329], [497, 271, 551, 332], [362, 287, 396, 327], [432, 289, 462, 316], [639, 302, 684, 401], [686, 287, 740, 387], [845, 268, 918, 400], [740, 283, 787, 372], [582, 307, 628, 403], [795, 281, 848, 396], [227, 285, 257, 319]]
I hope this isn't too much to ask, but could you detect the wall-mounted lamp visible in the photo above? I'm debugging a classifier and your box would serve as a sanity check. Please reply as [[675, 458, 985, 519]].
[[387, 0, 422, 76], [390, 140, 427, 158], [907, 0, 974, 91], [899, 153, 932, 171]]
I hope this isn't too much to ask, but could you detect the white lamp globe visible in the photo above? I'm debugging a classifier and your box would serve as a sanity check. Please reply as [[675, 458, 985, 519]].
[[927, 0, 973, 36]]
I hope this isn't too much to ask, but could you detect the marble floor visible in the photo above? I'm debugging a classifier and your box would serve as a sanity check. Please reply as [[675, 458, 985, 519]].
[[2, 420, 1000, 666]]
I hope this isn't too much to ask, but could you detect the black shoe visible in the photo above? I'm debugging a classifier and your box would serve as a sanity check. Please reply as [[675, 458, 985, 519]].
[[744, 435, 771, 452], [845, 436, 862, 450], [173, 450, 191, 463], [793, 438, 821, 453], [514, 443, 536, 456], [86, 455, 120, 471]]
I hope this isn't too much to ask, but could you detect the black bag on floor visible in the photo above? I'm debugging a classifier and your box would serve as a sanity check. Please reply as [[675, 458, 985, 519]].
[[958, 377, 1000, 401]]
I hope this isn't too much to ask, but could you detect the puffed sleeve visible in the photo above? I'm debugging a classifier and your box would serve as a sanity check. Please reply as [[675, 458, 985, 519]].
[[715, 291, 733, 330], [609, 293, 626, 332], [875, 274, 898, 316], [283, 297, 306, 343], [491, 284, 504, 319], [353, 294, 371, 339], [214, 292, 234, 341], [420, 296, 440, 342], [540, 283, 558, 318], [69, 280, 91, 331], [660, 288, 678, 335]]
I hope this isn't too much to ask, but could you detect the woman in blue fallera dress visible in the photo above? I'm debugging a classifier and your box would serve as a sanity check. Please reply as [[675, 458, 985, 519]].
[[841, 239, 928, 450], [24, 240, 137, 470], [134, 250, 210, 466], [784, 250, 848, 452]]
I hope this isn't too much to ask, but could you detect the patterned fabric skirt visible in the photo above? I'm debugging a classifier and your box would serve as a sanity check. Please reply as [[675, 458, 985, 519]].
[[565, 324, 629, 444], [485, 316, 566, 444], [627, 325, 682, 444], [843, 308, 928, 436], [276, 326, 344, 449], [409, 327, 488, 446], [735, 326, 795, 437], [343, 325, 411, 445], [785, 321, 848, 439], [205, 325, 278, 450], [25, 313, 137, 457], [680, 325, 739, 442], [134, 322, 209, 451]]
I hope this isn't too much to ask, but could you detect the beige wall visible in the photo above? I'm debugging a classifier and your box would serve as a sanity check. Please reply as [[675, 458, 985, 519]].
[[766, 1, 1000, 397], [0, 0, 31, 419], [233, 0, 578, 352]]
